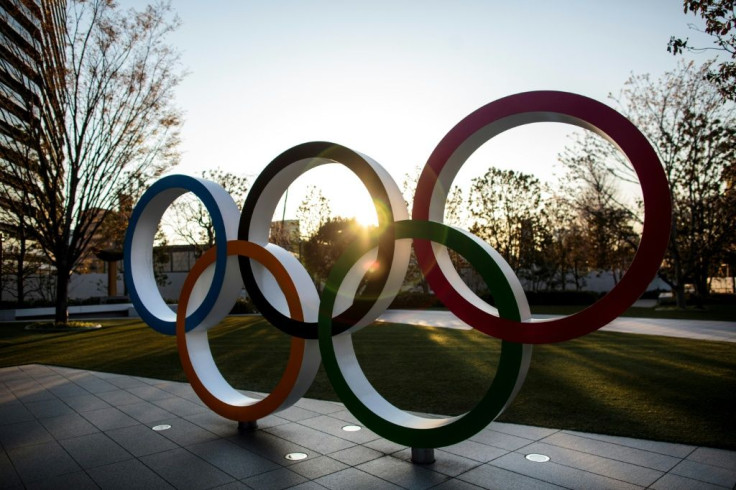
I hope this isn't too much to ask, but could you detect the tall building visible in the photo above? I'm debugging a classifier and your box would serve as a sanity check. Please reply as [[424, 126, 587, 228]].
[[0, 0, 66, 212], [0, 0, 66, 302]]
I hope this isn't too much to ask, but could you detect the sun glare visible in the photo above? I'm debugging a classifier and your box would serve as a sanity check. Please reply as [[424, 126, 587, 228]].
[[354, 207, 378, 227]]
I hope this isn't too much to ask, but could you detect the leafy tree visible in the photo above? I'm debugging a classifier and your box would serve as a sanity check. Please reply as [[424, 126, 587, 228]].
[[668, 0, 736, 100], [444, 186, 467, 228], [543, 196, 590, 291], [167, 169, 249, 252], [0, 0, 183, 322], [558, 132, 639, 285], [612, 61, 735, 305], [296, 185, 331, 240], [300, 217, 370, 292], [561, 61, 735, 306], [467, 167, 547, 272]]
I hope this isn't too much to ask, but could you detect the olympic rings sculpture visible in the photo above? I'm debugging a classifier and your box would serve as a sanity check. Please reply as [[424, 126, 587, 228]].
[[124, 91, 671, 449]]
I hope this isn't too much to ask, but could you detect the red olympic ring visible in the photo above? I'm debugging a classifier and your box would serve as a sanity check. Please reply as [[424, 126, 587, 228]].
[[413, 90, 671, 344]]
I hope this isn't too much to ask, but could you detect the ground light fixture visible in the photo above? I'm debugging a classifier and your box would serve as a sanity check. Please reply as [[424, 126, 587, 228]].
[[342, 425, 361, 432], [525, 453, 551, 463], [152, 424, 171, 431], [284, 452, 308, 461]]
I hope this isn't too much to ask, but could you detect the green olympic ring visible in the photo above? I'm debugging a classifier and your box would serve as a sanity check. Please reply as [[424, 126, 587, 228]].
[[318, 220, 532, 448]]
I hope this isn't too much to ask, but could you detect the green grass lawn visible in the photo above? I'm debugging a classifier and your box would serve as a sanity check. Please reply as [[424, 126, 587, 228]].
[[1, 316, 734, 450]]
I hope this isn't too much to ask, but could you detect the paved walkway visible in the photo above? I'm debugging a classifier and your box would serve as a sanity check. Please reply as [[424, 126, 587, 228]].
[[1, 364, 734, 489], [376, 310, 736, 343]]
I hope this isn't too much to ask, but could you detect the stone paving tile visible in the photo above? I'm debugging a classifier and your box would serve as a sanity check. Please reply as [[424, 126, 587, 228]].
[[539, 431, 681, 472], [276, 405, 321, 422], [69, 376, 119, 394], [152, 416, 221, 447], [184, 411, 243, 437], [61, 393, 112, 412], [132, 374, 169, 385], [101, 374, 152, 390], [363, 437, 406, 456], [35, 374, 66, 386], [87, 458, 175, 489], [186, 439, 281, 479], [288, 455, 349, 480], [430, 478, 486, 490], [47, 366, 81, 375], [0, 385, 15, 400], [127, 384, 177, 401], [649, 472, 731, 490], [298, 414, 381, 444], [0, 419, 54, 449], [38, 412, 100, 440], [670, 459, 736, 488], [357, 455, 450, 489], [442, 439, 510, 463], [117, 400, 176, 423], [563, 429, 697, 458], [7, 441, 81, 485], [11, 388, 56, 404], [252, 413, 291, 430], [489, 452, 641, 490], [458, 463, 566, 490], [46, 381, 89, 399], [105, 424, 179, 457], [687, 446, 736, 470], [0, 450, 22, 488], [23, 398, 75, 419], [96, 388, 145, 406], [314, 467, 402, 489], [286, 482, 330, 490], [24, 470, 99, 490], [469, 428, 536, 452], [327, 408, 361, 425], [80, 406, 140, 431], [139, 447, 235, 489], [490, 422, 559, 441], [265, 422, 356, 454], [59, 432, 133, 469], [155, 380, 199, 398], [152, 396, 210, 417], [211, 482, 252, 490], [0, 401, 34, 426], [328, 444, 384, 466], [228, 430, 316, 467], [293, 397, 344, 415], [242, 466, 309, 490], [519, 441, 663, 487]]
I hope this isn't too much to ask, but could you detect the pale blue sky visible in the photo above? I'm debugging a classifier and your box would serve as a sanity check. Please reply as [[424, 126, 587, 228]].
[[128, 1, 713, 223]]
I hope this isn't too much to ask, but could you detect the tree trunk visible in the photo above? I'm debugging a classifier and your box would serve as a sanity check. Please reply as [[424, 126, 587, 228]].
[[16, 234, 26, 307], [674, 285, 687, 309], [54, 259, 70, 324]]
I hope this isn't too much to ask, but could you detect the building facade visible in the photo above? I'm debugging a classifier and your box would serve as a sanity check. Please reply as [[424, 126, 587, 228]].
[[0, 0, 66, 304]]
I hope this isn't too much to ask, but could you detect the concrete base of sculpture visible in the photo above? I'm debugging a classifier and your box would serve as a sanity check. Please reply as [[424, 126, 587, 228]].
[[411, 448, 435, 464], [238, 421, 258, 433]]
